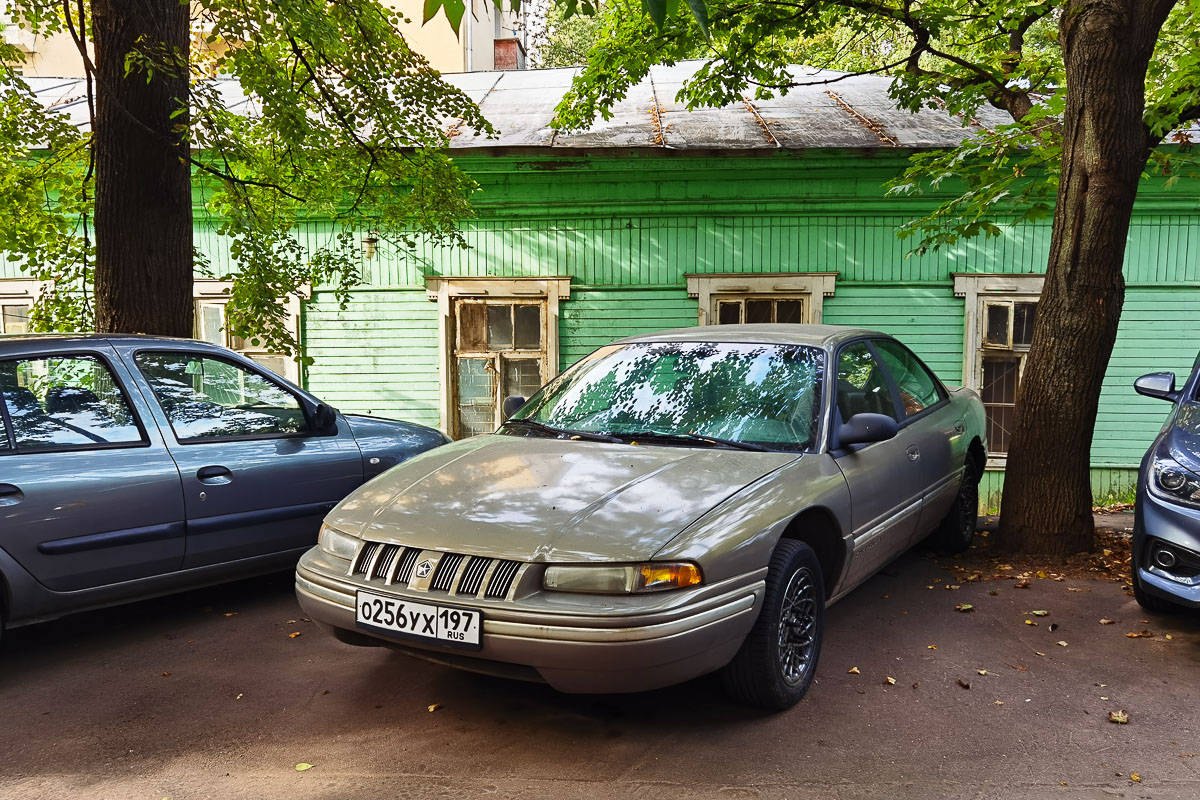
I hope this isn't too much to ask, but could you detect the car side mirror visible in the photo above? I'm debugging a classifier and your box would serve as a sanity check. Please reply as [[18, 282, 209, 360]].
[[839, 412, 899, 447], [502, 395, 527, 419], [312, 402, 338, 435], [1134, 372, 1179, 402]]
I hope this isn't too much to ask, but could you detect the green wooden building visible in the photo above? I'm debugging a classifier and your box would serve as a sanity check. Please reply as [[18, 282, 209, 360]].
[[7, 64, 1200, 504]]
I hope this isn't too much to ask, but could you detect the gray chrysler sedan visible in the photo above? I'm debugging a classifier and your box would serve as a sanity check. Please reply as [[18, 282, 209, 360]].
[[297, 325, 987, 709], [0, 334, 448, 643]]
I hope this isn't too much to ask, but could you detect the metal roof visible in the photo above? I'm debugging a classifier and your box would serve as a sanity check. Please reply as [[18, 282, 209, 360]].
[[23, 61, 1200, 152]]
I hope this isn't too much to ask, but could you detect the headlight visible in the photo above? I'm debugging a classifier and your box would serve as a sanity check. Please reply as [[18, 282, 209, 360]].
[[318, 524, 360, 560], [543, 562, 703, 594], [1150, 457, 1200, 508]]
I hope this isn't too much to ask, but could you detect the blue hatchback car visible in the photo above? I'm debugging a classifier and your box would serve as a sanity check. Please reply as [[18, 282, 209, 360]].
[[1132, 363, 1200, 612], [0, 334, 449, 642]]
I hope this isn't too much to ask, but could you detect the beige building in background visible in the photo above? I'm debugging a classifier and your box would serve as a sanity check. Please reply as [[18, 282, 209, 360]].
[[2, 1, 525, 77]]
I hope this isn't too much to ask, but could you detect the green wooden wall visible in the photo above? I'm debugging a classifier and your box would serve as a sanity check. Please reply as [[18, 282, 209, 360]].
[[6, 149, 1198, 503]]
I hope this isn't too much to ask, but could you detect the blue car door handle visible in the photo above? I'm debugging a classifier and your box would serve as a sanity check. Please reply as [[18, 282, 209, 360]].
[[0, 483, 23, 506], [196, 465, 233, 484]]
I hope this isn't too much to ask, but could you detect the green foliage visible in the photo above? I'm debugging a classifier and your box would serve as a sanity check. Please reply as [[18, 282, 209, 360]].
[[534, 0, 608, 68], [521, 0, 1200, 253], [1, 0, 493, 362]]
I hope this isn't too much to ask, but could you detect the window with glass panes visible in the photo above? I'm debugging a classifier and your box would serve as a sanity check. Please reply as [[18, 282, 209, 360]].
[[980, 300, 1037, 454], [452, 299, 546, 438], [194, 298, 296, 382], [714, 295, 806, 325], [1, 303, 31, 334]]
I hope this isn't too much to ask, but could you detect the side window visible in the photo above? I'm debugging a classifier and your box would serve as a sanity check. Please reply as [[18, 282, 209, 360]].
[[0, 355, 144, 450], [135, 352, 308, 441], [872, 340, 944, 417], [835, 342, 899, 422]]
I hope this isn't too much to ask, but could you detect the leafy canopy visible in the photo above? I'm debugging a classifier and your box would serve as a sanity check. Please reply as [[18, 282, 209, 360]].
[[430, 0, 1200, 252], [1, 0, 492, 358]]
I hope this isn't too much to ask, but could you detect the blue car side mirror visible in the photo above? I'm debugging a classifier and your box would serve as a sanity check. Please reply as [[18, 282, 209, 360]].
[[1134, 372, 1179, 403]]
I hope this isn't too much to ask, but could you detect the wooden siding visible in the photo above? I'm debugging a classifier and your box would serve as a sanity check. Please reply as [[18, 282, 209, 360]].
[[980, 467, 1139, 511], [302, 289, 441, 428], [560, 288, 696, 368]]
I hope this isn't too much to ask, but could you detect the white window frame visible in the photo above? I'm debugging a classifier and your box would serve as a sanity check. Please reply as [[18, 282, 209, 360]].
[[686, 273, 838, 326], [193, 280, 307, 384], [953, 273, 1045, 467], [0, 279, 44, 334], [426, 276, 571, 436]]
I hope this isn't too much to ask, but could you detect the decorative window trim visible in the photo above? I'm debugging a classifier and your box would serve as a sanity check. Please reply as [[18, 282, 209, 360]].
[[953, 273, 1045, 468], [426, 276, 572, 436], [685, 273, 838, 325], [193, 280, 308, 384], [0, 279, 44, 334]]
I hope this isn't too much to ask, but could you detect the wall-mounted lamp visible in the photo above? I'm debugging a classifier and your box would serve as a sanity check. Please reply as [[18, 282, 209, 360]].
[[362, 234, 379, 260]]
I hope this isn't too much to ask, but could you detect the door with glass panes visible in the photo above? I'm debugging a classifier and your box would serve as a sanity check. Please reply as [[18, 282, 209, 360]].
[[452, 299, 547, 438], [713, 295, 808, 325]]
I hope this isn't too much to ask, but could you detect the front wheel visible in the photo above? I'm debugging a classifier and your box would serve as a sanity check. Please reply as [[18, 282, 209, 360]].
[[721, 540, 825, 711]]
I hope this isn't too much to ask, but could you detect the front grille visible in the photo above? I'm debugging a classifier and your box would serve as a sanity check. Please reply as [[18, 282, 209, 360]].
[[350, 543, 524, 600]]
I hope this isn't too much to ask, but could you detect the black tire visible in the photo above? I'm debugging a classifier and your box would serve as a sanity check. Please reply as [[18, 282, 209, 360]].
[[721, 539, 825, 711], [937, 458, 979, 553], [1132, 560, 1179, 614]]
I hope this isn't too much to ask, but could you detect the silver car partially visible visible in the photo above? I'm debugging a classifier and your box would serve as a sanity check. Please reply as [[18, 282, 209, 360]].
[[296, 325, 986, 710]]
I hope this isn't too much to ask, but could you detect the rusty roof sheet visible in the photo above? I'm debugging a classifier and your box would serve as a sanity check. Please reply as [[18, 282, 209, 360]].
[[23, 61, 1199, 151]]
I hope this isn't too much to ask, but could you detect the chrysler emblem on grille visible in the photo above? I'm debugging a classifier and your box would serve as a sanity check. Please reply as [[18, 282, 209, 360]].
[[415, 559, 435, 579]]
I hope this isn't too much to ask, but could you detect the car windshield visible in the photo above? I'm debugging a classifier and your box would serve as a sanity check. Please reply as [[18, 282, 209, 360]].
[[510, 341, 825, 451]]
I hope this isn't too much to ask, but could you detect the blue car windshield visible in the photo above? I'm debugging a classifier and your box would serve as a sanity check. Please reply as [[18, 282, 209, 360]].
[[512, 341, 825, 451]]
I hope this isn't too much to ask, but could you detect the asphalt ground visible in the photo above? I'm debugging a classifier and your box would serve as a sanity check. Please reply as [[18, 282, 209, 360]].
[[1, 546, 1197, 800]]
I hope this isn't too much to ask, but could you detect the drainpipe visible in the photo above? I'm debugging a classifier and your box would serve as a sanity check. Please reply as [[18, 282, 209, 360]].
[[464, 0, 473, 71]]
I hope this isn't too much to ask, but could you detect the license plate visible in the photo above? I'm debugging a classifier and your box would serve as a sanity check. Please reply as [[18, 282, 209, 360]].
[[355, 590, 483, 650]]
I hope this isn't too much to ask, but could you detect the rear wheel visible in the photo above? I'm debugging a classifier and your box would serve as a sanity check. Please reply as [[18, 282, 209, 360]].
[[937, 459, 979, 553], [722, 540, 825, 711]]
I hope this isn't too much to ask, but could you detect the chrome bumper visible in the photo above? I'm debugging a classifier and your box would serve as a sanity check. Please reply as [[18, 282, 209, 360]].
[[295, 548, 765, 693]]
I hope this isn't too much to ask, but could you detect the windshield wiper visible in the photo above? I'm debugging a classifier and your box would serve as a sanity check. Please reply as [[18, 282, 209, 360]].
[[617, 430, 773, 452], [500, 418, 623, 443]]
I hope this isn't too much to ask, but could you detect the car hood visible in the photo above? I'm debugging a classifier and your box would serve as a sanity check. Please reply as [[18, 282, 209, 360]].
[[327, 434, 799, 563]]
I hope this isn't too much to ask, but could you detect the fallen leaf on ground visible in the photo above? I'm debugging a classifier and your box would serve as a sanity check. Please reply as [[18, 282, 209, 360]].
[[1165, 634, 1173, 640], [161, 672, 170, 677], [1016, 579, 1031, 589], [1099, 618, 1114, 625], [288, 632, 302, 639], [956, 603, 974, 612], [912, 681, 920, 689], [224, 612, 237, 617], [428, 703, 442, 712], [1100, 696, 1109, 701], [295, 763, 313, 772], [977, 669, 988, 676], [1109, 710, 1129, 724], [286, 619, 296, 624], [1036, 651, 1046, 656], [1031, 610, 1049, 616], [994, 700, 1004, 705], [236, 693, 243, 700], [1056, 641, 1068, 647], [927, 644, 937, 650], [1036, 570, 1048, 579], [945, 584, 961, 590], [1025, 619, 1038, 626], [1068, 587, 1086, 592], [1140, 619, 1149, 623], [1126, 630, 1154, 638], [322, 689, 330, 695], [848, 666, 860, 674], [1130, 773, 1141, 782], [885, 676, 896, 685], [957, 679, 971, 690]]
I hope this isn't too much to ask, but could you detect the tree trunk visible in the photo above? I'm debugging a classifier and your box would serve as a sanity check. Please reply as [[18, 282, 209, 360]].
[[997, 0, 1175, 557], [91, 0, 193, 337]]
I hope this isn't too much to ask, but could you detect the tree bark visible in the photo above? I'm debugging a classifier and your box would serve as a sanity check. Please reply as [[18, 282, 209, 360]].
[[997, 0, 1176, 557], [91, 0, 193, 337]]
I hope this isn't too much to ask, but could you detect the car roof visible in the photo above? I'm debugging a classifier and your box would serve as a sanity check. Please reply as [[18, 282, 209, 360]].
[[613, 324, 886, 348], [0, 333, 224, 356]]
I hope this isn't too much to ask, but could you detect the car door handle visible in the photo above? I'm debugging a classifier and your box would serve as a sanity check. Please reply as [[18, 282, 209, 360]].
[[0, 483, 23, 506], [953, 421, 966, 434], [196, 465, 233, 484], [906, 445, 920, 462]]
